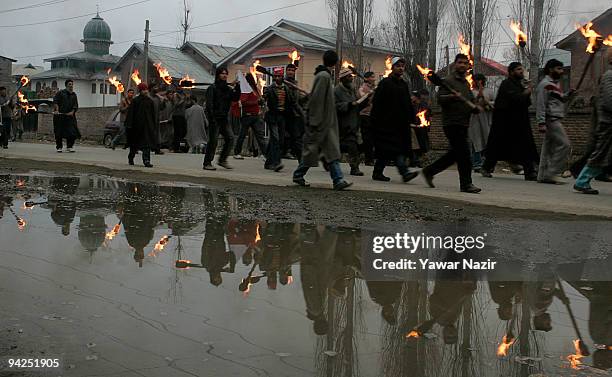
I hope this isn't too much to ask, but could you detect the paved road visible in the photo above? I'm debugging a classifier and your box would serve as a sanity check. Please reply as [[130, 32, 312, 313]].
[[1, 142, 610, 217]]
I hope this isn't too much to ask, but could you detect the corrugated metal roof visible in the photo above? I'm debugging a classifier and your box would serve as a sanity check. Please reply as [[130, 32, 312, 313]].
[[542, 49, 571, 67], [12, 64, 45, 77], [30, 67, 95, 80], [44, 51, 120, 64], [133, 43, 215, 83], [185, 42, 236, 64]]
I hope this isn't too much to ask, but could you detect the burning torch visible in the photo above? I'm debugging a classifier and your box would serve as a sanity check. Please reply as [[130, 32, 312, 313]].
[[288, 49, 301, 67], [575, 22, 607, 92], [254, 65, 309, 95], [416, 64, 479, 110]]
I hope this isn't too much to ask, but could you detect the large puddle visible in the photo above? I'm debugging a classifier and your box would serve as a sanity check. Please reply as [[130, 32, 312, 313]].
[[1, 173, 611, 376]]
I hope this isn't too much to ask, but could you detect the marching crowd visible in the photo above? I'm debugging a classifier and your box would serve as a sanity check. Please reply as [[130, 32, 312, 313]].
[[1, 48, 611, 195]]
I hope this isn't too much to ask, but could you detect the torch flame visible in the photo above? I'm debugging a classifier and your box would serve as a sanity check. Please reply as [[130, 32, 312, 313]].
[[17, 91, 37, 113], [106, 68, 112, 75], [250, 60, 267, 90], [405, 330, 420, 339], [416, 110, 430, 128], [179, 75, 195, 89], [105, 223, 121, 241], [175, 259, 192, 269], [384, 56, 393, 78], [17, 218, 26, 231], [567, 339, 585, 369], [20, 75, 30, 87], [510, 21, 528, 47], [578, 22, 602, 54], [153, 63, 173, 85], [255, 223, 261, 243], [288, 49, 301, 63], [131, 69, 142, 85], [603, 35, 612, 47], [458, 35, 475, 89], [287, 275, 294, 285], [341, 60, 354, 69], [416, 64, 433, 80], [108, 76, 125, 94], [496, 335, 516, 357]]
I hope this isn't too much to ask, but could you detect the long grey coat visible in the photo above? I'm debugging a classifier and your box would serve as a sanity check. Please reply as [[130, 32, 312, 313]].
[[185, 103, 208, 148], [588, 67, 612, 169], [302, 66, 341, 167]]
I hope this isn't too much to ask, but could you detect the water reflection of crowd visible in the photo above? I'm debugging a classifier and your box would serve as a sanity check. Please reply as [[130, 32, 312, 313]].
[[3, 175, 612, 373]]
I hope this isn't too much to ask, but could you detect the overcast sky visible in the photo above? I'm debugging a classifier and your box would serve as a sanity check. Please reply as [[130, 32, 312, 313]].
[[0, 0, 609, 67]]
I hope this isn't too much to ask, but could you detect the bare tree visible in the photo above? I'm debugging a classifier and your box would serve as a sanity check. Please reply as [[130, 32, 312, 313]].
[[505, 0, 560, 70], [179, 0, 193, 47], [449, 0, 498, 61], [327, 0, 374, 67]]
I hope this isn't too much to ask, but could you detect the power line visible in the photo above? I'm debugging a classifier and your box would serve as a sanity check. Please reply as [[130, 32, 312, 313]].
[[0, 0, 150, 28], [0, 0, 70, 14]]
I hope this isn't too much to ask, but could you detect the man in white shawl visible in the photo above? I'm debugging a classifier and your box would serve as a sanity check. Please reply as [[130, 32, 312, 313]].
[[185, 97, 208, 154]]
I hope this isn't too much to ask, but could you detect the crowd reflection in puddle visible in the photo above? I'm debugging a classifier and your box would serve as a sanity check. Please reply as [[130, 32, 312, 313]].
[[1, 173, 612, 376]]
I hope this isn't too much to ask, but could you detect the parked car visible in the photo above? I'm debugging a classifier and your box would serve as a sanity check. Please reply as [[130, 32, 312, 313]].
[[102, 110, 121, 147]]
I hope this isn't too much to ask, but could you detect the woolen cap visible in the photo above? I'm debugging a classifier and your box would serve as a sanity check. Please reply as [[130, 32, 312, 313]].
[[391, 57, 406, 66], [338, 68, 353, 79], [137, 83, 148, 91]]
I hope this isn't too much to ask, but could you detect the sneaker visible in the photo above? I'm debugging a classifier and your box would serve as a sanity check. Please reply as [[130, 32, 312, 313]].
[[56, 149, 63, 153], [421, 170, 435, 188], [66, 148, 75, 153], [217, 161, 233, 170], [573, 185, 598, 194], [233, 154, 244, 160], [293, 178, 310, 187], [273, 164, 284, 172], [460, 184, 482, 194], [333, 180, 353, 191], [203, 164, 216, 171], [372, 173, 391, 182], [144, 163, 154, 168], [402, 171, 419, 183]]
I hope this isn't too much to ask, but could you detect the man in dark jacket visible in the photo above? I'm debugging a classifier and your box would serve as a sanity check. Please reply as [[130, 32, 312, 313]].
[[52, 79, 80, 153], [263, 67, 292, 171], [284, 63, 305, 160], [204, 66, 237, 170], [335, 67, 368, 176], [370, 57, 419, 183], [481, 62, 538, 181], [125, 83, 156, 167], [422, 54, 481, 193]]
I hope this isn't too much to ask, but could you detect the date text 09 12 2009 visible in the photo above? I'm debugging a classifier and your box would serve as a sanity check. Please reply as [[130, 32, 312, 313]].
[[1, 357, 61, 370]]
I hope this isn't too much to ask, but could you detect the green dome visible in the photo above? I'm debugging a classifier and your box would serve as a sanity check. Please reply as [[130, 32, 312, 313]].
[[83, 13, 112, 42]]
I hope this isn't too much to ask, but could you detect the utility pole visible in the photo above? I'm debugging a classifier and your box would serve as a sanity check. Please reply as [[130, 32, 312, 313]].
[[356, 0, 364, 71], [530, 0, 544, 81], [335, 0, 345, 80], [143, 19, 150, 84], [427, 0, 438, 71], [445, 45, 450, 68], [473, 0, 484, 74]]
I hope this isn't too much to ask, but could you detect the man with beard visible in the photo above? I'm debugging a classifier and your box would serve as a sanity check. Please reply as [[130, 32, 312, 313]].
[[125, 83, 156, 168], [110, 88, 134, 150], [204, 66, 237, 170], [536, 59, 575, 184], [422, 54, 481, 193], [335, 67, 369, 176], [52, 79, 80, 153], [481, 62, 539, 181], [370, 57, 419, 183], [283, 63, 305, 160], [292, 50, 352, 190], [263, 67, 292, 172], [358, 72, 376, 166], [574, 48, 612, 194]]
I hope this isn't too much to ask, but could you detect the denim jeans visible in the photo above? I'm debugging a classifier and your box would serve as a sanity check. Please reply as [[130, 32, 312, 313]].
[[575, 166, 603, 189], [374, 154, 410, 178], [293, 159, 344, 185]]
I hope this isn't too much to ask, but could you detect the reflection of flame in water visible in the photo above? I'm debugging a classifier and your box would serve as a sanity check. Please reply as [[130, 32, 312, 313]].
[[255, 223, 261, 243], [287, 275, 294, 285], [405, 330, 420, 339], [383, 56, 392, 77], [567, 339, 585, 369], [497, 335, 515, 356], [154, 235, 170, 252], [105, 223, 121, 240], [242, 279, 252, 298], [175, 260, 192, 269], [15, 179, 26, 188], [416, 110, 430, 128], [17, 218, 26, 231]]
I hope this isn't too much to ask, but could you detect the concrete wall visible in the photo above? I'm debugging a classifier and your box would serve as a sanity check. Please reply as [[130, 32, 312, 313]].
[[34, 106, 118, 142], [31, 79, 121, 108]]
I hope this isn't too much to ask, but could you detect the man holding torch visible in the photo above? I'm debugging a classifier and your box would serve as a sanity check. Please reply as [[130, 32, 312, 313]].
[[53, 79, 80, 153], [0, 86, 15, 149], [110, 88, 135, 150], [422, 54, 482, 193]]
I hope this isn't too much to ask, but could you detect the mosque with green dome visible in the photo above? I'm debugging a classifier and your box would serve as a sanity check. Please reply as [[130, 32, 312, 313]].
[[30, 12, 121, 108]]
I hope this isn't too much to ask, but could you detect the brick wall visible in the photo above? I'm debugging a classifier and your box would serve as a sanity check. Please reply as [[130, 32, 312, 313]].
[[427, 107, 593, 158], [35, 106, 118, 142]]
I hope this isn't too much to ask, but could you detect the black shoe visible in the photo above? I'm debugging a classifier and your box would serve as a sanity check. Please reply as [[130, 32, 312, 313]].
[[203, 164, 216, 171], [473, 167, 482, 173], [421, 170, 435, 188], [144, 163, 153, 168], [372, 173, 391, 182], [481, 170, 493, 178], [333, 181, 353, 191], [293, 178, 310, 187], [350, 168, 364, 176], [461, 184, 482, 194], [538, 178, 559, 185], [155, 150, 165, 155], [525, 173, 538, 181], [128, 159, 134, 166], [402, 171, 419, 183], [273, 164, 284, 172], [574, 185, 599, 194], [218, 161, 233, 170]]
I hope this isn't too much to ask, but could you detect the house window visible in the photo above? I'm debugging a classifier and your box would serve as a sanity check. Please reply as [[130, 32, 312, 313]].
[[99, 83, 104, 94], [109, 85, 116, 95], [36, 82, 42, 92], [92, 83, 97, 94], [51, 80, 57, 89]]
